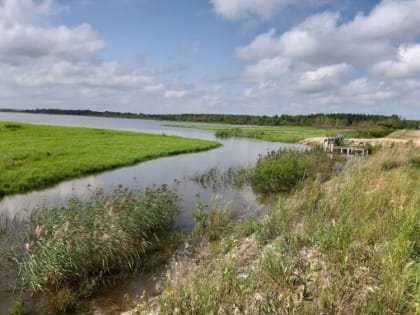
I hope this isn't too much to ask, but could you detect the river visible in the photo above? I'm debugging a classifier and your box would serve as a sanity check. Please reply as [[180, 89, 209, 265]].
[[0, 112, 303, 313]]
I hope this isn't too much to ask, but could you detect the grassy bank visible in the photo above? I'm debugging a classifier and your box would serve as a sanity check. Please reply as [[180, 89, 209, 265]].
[[135, 144, 419, 314], [0, 122, 220, 197], [165, 124, 360, 143], [9, 187, 182, 313]]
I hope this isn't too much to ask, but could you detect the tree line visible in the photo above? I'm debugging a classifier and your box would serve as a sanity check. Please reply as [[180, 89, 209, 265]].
[[1, 108, 419, 132]]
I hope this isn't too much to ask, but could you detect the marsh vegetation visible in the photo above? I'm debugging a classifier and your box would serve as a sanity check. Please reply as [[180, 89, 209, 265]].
[[133, 144, 420, 314], [4, 186, 182, 313]]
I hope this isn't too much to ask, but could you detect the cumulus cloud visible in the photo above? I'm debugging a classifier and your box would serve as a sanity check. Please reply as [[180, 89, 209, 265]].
[[210, 0, 327, 20], [372, 44, 420, 78], [0, 0, 197, 112], [237, 1, 420, 64], [210, 0, 292, 20], [233, 0, 420, 117], [294, 63, 350, 93], [0, 0, 104, 64], [0, 0, 65, 25], [0, 24, 105, 64], [3, 61, 158, 90], [244, 56, 291, 81], [340, 78, 396, 105], [164, 89, 190, 99]]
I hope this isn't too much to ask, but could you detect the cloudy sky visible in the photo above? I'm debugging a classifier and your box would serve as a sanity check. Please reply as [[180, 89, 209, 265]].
[[1, 0, 420, 118]]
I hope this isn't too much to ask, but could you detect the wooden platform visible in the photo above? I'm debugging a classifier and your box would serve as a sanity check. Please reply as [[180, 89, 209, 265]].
[[334, 145, 369, 156]]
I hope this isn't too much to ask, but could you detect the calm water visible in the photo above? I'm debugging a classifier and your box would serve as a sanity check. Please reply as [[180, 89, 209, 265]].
[[0, 112, 304, 313]]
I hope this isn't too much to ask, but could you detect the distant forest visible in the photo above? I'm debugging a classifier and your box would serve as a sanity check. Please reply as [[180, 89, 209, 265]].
[[1, 108, 419, 135]]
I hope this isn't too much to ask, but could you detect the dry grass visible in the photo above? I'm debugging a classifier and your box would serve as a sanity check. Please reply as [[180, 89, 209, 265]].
[[301, 129, 420, 147], [132, 144, 420, 314]]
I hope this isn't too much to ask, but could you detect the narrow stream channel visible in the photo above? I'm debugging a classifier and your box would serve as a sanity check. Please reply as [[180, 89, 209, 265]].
[[0, 113, 305, 313]]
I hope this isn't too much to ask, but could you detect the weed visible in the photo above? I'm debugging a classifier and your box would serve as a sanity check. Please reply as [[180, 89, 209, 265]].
[[7, 299, 25, 315]]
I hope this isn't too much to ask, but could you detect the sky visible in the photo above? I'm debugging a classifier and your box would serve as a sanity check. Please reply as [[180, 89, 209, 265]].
[[0, 0, 420, 118]]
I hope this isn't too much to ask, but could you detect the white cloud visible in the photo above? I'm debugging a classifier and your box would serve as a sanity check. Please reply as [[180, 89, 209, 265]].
[[294, 63, 350, 93], [0, 0, 199, 112], [233, 0, 420, 117], [340, 78, 396, 105], [244, 56, 291, 81], [0, 0, 104, 63], [0, 0, 66, 25], [210, 0, 291, 20], [0, 24, 105, 63], [236, 29, 280, 60], [342, 0, 420, 40], [4, 61, 159, 90], [164, 89, 189, 99], [372, 44, 420, 78], [210, 0, 327, 20], [237, 1, 420, 64]]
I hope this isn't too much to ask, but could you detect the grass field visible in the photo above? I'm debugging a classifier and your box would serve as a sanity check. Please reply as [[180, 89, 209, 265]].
[[0, 122, 220, 197], [165, 124, 358, 143]]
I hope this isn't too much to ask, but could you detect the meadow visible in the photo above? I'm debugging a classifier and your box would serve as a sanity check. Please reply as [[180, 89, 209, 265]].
[[0, 122, 220, 197], [165, 124, 360, 143]]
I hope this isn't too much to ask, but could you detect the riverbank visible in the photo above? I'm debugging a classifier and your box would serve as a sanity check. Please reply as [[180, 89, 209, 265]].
[[131, 144, 420, 314], [165, 124, 359, 143], [300, 129, 420, 147], [0, 122, 220, 197]]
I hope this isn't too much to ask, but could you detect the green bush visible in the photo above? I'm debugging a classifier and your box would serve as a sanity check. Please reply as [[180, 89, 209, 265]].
[[355, 126, 392, 138], [250, 149, 331, 193], [368, 126, 391, 138]]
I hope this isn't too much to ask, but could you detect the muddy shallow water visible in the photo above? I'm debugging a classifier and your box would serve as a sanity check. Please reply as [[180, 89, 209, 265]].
[[0, 112, 304, 313]]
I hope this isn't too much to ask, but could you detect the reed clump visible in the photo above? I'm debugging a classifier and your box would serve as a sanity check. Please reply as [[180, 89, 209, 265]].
[[13, 186, 180, 306]]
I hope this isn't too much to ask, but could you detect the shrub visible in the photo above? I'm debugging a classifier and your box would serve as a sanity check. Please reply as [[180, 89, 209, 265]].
[[250, 149, 332, 193], [368, 126, 391, 138]]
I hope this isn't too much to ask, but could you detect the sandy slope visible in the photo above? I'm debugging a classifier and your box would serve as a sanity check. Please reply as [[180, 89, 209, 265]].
[[300, 129, 420, 147]]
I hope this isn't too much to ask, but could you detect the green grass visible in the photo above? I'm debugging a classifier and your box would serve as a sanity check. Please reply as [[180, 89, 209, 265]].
[[165, 124, 358, 143], [0, 122, 220, 197], [250, 148, 335, 193], [134, 144, 420, 314]]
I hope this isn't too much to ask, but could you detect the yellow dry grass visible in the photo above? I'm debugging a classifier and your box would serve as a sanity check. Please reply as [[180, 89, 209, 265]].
[[301, 129, 420, 147]]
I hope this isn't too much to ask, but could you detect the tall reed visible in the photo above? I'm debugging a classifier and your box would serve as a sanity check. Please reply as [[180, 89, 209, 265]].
[[13, 186, 179, 297]]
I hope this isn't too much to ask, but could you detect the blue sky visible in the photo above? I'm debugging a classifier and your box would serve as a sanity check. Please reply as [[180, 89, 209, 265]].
[[1, 0, 420, 118]]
